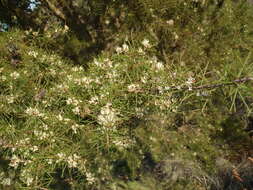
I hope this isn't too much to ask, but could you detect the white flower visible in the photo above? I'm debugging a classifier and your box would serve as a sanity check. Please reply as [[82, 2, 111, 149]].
[[94, 59, 102, 67], [138, 47, 144, 54], [31, 146, 38, 152], [10, 71, 20, 79], [89, 96, 99, 105], [164, 86, 171, 91], [7, 95, 15, 104], [67, 74, 73, 81], [142, 39, 151, 48], [86, 172, 96, 184], [66, 97, 80, 106], [1, 178, 11, 186], [115, 46, 123, 54], [34, 130, 47, 140], [98, 103, 119, 127], [49, 68, 56, 76], [26, 177, 33, 186], [155, 61, 164, 70], [135, 107, 144, 118], [71, 124, 79, 134], [71, 66, 83, 72], [1, 75, 6, 81], [166, 19, 174, 26], [72, 106, 80, 115], [104, 58, 113, 68], [141, 76, 147, 84], [9, 155, 22, 169], [57, 153, 66, 161], [64, 25, 69, 31], [127, 84, 141, 93], [66, 154, 81, 168], [47, 159, 53, 165], [122, 43, 129, 52], [57, 114, 63, 121], [112, 138, 134, 150], [20, 169, 34, 186], [25, 107, 44, 117], [186, 76, 195, 85], [28, 50, 38, 58], [56, 83, 69, 92], [174, 33, 179, 40], [185, 76, 194, 91], [81, 77, 93, 85]]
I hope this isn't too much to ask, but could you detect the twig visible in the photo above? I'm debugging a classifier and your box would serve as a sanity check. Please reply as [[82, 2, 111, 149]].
[[192, 77, 253, 90], [166, 77, 253, 92]]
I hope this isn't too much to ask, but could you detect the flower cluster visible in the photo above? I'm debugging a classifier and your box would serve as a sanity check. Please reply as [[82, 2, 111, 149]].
[[142, 39, 151, 48], [186, 76, 196, 91], [115, 43, 129, 54], [98, 103, 119, 127], [25, 107, 45, 117]]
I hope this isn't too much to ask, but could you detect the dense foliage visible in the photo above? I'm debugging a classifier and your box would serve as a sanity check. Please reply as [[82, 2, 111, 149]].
[[0, 0, 253, 189]]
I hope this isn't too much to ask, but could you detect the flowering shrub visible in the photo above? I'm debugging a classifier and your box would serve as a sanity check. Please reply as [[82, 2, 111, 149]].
[[0, 0, 253, 189]]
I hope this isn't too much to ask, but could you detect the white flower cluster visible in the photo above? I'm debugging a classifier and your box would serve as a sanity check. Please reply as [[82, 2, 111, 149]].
[[115, 43, 129, 54], [33, 128, 54, 141], [56, 152, 93, 184], [71, 66, 84, 72], [135, 107, 145, 118], [56, 152, 81, 168], [127, 83, 141, 93], [106, 70, 120, 82], [154, 98, 172, 110], [86, 172, 96, 184], [56, 83, 69, 92], [73, 76, 101, 87], [20, 169, 34, 186], [9, 155, 23, 169], [89, 96, 99, 105], [0, 75, 6, 81], [67, 153, 81, 168], [93, 59, 103, 67], [72, 106, 80, 115], [10, 71, 20, 79], [65, 97, 83, 116], [66, 97, 81, 106], [71, 124, 81, 134], [93, 58, 113, 69], [150, 56, 164, 71], [166, 19, 174, 26], [27, 50, 38, 58], [57, 114, 71, 124], [112, 138, 135, 150], [25, 107, 45, 117], [0, 175, 11, 186], [186, 76, 195, 91], [98, 103, 119, 127], [6, 94, 17, 104], [142, 39, 151, 48], [49, 68, 56, 76]]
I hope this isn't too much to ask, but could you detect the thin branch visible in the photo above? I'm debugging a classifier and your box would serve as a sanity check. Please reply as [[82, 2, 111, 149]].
[[151, 77, 253, 93], [192, 77, 253, 90]]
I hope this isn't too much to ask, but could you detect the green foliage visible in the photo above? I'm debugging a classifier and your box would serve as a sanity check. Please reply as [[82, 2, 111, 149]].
[[0, 0, 253, 189]]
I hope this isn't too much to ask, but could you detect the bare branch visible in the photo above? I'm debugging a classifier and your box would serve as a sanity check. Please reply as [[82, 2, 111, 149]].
[[192, 77, 253, 90], [151, 77, 253, 94]]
